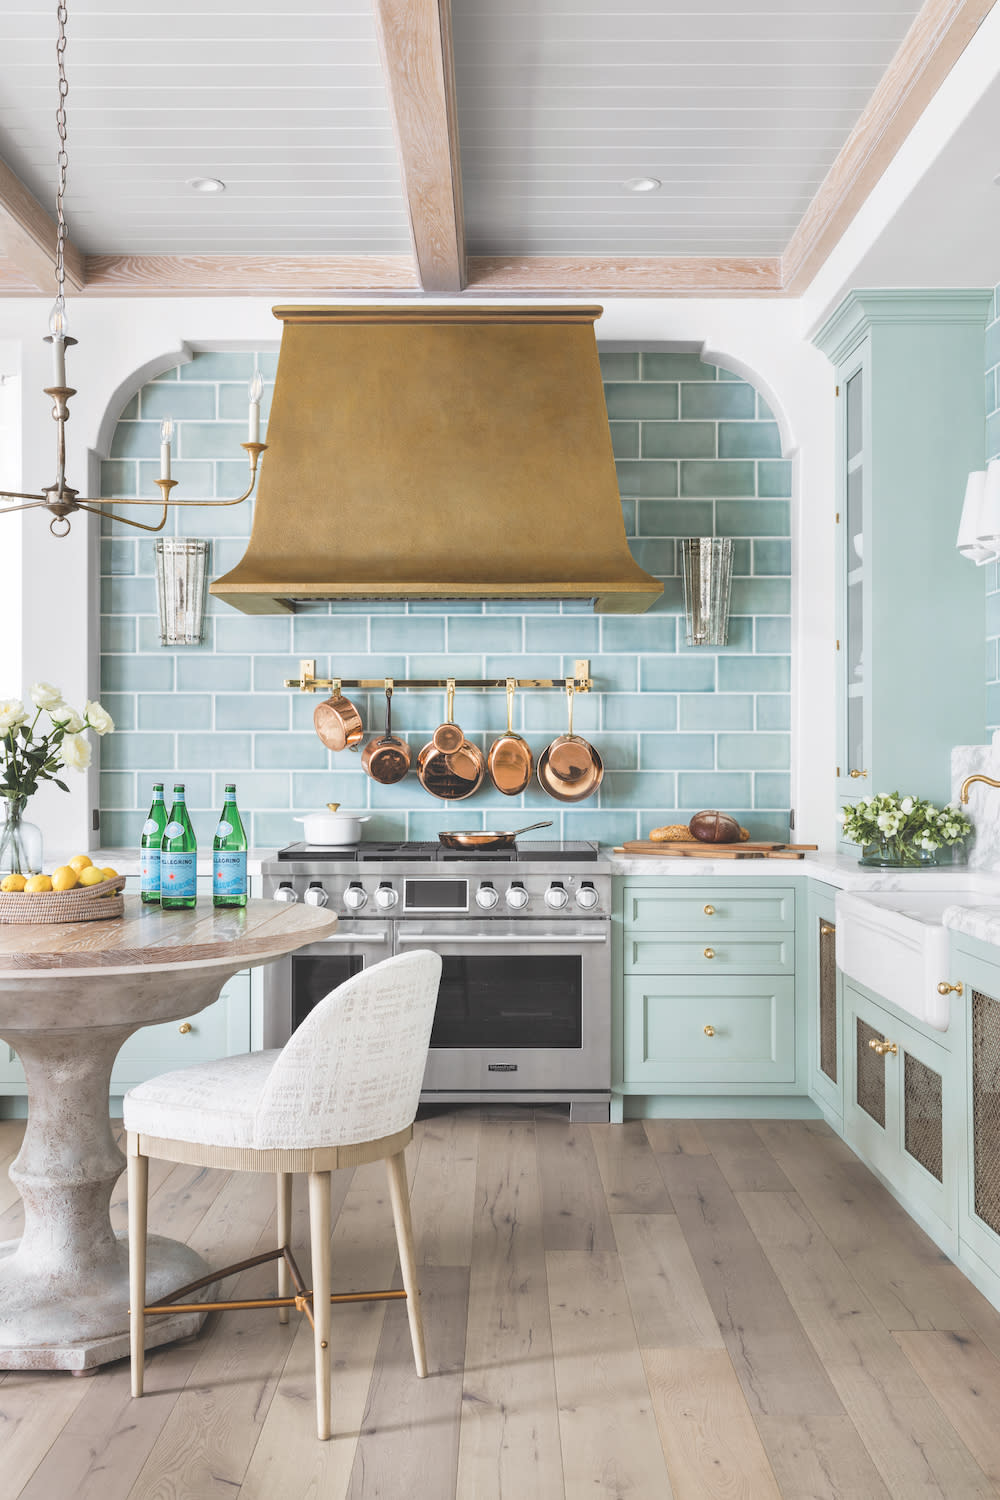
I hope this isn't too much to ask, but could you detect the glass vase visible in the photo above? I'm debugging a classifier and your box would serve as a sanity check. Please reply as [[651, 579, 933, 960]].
[[858, 837, 936, 868], [0, 797, 43, 876]]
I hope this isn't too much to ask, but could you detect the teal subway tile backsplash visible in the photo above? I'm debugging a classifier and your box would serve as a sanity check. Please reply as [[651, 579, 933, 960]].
[[99, 351, 791, 842]]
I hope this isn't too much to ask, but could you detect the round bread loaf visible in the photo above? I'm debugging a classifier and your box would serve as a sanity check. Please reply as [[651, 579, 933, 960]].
[[688, 809, 742, 843]]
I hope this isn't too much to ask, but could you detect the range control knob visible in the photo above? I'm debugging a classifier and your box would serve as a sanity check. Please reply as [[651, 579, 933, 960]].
[[544, 881, 570, 910], [476, 881, 500, 910], [273, 881, 298, 903], [576, 881, 600, 910], [505, 881, 530, 910], [343, 881, 368, 911], [304, 881, 328, 908], [374, 881, 398, 910]]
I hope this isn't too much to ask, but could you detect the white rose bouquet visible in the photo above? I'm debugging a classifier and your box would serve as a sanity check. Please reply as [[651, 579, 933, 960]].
[[0, 683, 114, 802], [838, 791, 972, 866]]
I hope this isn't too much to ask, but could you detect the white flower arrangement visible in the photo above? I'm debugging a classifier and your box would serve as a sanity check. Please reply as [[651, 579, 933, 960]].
[[0, 687, 114, 801], [838, 791, 972, 864]]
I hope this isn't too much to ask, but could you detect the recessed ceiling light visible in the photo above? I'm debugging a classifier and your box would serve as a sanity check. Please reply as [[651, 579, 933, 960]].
[[187, 177, 226, 194], [623, 177, 661, 193]]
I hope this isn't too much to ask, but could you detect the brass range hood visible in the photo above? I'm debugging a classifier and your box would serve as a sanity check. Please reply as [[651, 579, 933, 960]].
[[210, 305, 662, 615]]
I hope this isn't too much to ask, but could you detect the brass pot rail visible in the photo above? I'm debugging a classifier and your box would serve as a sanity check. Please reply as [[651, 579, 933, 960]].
[[285, 658, 593, 694]]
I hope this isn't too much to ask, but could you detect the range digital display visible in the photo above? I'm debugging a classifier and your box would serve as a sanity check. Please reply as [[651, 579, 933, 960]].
[[404, 879, 468, 912]]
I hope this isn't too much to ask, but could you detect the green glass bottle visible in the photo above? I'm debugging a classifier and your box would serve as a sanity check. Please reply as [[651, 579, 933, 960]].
[[139, 782, 167, 905], [160, 784, 197, 910], [213, 783, 247, 908]]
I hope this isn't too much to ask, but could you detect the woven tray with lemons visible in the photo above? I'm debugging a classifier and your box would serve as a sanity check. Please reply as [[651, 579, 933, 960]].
[[0, 855, 125, 924]]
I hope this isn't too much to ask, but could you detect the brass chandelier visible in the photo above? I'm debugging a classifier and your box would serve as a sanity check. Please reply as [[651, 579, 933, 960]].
[[0, 2, 266, 536]]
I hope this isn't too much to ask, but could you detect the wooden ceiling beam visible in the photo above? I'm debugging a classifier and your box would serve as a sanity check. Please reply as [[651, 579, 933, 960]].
[[21, 254, 421, 297], [0, 156, 85, 294], [372, 0, 465, 294], [783, 0, 998, 294], [467, 257, 783, 297]]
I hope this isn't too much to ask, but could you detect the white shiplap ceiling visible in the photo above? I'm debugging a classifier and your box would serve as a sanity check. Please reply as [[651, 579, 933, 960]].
[[0, 0, 412, 255], [452, 0, 923, 256], [0, 0, 989, 293]]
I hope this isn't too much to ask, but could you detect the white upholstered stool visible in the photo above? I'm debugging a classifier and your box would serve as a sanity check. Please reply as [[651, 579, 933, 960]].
[[123, 949, 442, 1440]]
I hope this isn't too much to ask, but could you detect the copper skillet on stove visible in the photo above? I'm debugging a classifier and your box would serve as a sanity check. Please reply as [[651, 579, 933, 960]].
[[438, 821, 552, 852], [418, 679, 485, 800]]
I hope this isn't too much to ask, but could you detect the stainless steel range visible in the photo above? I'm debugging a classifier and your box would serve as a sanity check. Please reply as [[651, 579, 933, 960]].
[[261, 841, 612, 1122]]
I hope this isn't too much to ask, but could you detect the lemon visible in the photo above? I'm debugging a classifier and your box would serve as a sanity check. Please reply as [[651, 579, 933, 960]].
[[25, 874, 53, 893], [1, 873, 26, 892], [51, 865, 79, 892], [77, 866, 105, 887], [68, 854, 92, 874], [100, 866, 119, 881]]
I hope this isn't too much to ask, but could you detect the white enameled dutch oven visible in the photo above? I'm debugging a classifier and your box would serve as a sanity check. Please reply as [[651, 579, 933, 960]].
[[294, 804, 371, 845]]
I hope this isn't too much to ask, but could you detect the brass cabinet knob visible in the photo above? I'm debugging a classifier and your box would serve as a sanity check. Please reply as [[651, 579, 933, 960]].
[[849, 769, 868, 779], [703, 904, 715, 916], [820, 922, 835, 937], [178, 1022, 192, 1035], [937, 981, 964, 997], [703, 947, 715, 960], [867, 1037, 897, 1057], [703, 1024, 715, 1037]]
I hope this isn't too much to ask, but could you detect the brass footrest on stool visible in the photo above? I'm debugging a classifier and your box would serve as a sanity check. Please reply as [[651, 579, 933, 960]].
[[133, 1244, 408, 1347]]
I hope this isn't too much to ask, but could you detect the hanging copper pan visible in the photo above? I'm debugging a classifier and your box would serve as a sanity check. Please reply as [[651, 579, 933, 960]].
[[432, 677, 465, 754], [314, 681, 364, 752], [487, 678, 534, 795], [362, 685, 411, 784], [536, 682, 604, 803], [418, 680, 485, 800]]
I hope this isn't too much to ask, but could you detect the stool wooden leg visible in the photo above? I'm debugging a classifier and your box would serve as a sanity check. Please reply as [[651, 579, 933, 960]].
[[308, 1170, 332, 1440], [276, 1172, 292, 1325], [127, 1144, 149, 1398], [386, 1149, 427, 1378]]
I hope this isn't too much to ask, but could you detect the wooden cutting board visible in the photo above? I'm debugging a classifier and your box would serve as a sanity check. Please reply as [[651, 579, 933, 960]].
[[616, 840, 817, 859]]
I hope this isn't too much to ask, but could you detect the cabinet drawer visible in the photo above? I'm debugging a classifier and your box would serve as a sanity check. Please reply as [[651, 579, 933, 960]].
[[623, 976, 795, 1084], [625, 932, 793, 976], [111, 972, 251, 1086], [625, 887, 795, 934]]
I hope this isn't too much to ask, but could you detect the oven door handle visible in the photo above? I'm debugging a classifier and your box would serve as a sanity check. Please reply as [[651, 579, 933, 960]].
[[317, 932, 388, 944], [397, 932, 607, 945]]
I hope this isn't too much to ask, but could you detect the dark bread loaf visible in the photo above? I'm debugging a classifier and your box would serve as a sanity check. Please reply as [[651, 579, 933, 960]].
[[689, 809, 742, 844]]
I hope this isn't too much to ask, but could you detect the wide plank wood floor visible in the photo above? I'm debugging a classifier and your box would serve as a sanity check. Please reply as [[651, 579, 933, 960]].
[[4, 1111, 1000, 1498]]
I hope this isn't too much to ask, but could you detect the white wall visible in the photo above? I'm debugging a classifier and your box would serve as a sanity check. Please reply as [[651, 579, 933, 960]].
[[0, 293, 836, 852]]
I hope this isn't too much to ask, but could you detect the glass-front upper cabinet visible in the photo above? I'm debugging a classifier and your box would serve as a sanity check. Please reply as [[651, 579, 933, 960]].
[[843, 361, 867, 793]]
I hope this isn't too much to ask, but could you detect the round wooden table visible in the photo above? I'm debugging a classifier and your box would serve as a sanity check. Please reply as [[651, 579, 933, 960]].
[[0, 897, 338, 1372]]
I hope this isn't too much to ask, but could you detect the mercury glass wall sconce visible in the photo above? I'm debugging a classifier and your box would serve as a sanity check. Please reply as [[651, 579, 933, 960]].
[[960, 461, 1000, 563], [679, 537, 734, 646], [154, 539, 210, 646]]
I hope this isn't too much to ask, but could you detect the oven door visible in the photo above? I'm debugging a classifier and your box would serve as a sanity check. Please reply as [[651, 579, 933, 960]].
[[262, 920, 393, 1048], [396, 919, 610, 1093]]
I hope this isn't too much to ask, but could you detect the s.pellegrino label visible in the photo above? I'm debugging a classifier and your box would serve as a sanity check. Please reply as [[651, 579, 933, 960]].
[[213, 783, 247, 908], [161, 784, 197, 910], [140, 782, 167, 904]]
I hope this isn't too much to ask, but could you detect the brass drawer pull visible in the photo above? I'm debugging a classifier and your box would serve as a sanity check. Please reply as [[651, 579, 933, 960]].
[[703, 947, 715, 960], [178, 1022, 192, 1035], [820, 922, 835, 937], [703, 1024, 715, 1037], [937, 981, 963, 997], [703, 904, 715, 916], [868, 1037, 897, 1057], [849, 769, 868, 779]]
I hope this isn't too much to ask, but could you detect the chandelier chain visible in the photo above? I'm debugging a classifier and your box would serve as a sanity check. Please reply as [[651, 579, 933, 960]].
[[54, 1, 69, 308]]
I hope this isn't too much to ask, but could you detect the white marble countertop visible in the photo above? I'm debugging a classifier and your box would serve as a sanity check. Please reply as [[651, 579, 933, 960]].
[[607, 849, 1000, 891]]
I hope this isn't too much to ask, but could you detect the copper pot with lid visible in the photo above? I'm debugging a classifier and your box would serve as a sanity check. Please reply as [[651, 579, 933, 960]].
[[313, 681, 364, 753], [362, 685, 411, 785]]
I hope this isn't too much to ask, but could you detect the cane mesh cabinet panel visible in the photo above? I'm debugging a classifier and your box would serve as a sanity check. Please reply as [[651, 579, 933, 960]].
[[904, 1050, 944, 1185], [808, 882, 842, 1120], [618, 881, 799, 1108], [972, 988, 1000, 1238], [856, 1016, 886, 1129]]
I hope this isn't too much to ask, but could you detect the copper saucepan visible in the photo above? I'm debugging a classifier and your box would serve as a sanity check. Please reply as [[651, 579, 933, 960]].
[[536, 682, 604, 803], [418, 680, 485, 800], [314, 680, 364, 753], [432, 677, 465, 754], [487, 678, 533, 795], [362, 685, 411, 785], [438, 821, 552, 852]]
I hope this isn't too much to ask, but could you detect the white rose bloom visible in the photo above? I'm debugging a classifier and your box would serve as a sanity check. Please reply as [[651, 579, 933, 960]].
[[30, 681, 63, 710], [863, 796, 875, 805], [60, 733, 92, 772], [50, 707, 84, 733], [83, 700, 114, 736], [0, 699, 28, 730], [877, 812, 894, 831], [900, 797, 914, 814]]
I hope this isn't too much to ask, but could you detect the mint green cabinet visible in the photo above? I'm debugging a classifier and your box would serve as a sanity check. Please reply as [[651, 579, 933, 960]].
[[615, 878, 802, 1115], [842, 978, 958, 1240], [814, 292, 989, 815], [950, 937, 1000, 1290], [807, 881, 842, 1122]]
